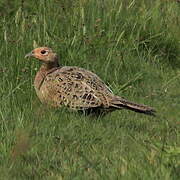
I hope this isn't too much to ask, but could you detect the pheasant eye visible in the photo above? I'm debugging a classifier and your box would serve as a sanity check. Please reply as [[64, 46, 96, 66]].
[[41, 50, 47, 54]]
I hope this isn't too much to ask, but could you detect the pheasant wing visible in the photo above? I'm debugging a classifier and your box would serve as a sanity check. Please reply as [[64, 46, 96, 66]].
[[41, 66, 112, 109]]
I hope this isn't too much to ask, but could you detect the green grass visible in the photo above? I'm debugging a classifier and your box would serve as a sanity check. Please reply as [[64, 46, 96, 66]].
[[0, 0, 179, 179]]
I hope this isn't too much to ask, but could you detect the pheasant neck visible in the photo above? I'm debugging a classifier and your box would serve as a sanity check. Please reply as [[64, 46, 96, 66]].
[[40, 61, 60, 72], [35, 60, 60, 90]]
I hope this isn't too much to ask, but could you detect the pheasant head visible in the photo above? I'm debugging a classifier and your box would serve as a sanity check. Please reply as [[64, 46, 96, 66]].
[[25, 47, 58, 63]]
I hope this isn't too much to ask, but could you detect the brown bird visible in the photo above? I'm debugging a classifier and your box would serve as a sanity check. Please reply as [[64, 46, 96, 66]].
[[25, 47, 155, 116]]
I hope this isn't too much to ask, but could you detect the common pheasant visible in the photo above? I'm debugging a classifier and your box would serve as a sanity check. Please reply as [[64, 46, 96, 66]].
[[25, 47, 155, 116]]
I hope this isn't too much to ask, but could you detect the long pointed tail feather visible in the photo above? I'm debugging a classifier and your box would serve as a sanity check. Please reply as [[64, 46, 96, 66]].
[[110, 97, 156, 116]]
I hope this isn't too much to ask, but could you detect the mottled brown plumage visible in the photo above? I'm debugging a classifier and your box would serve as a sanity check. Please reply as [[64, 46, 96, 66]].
[[25, 47, 155, 116]]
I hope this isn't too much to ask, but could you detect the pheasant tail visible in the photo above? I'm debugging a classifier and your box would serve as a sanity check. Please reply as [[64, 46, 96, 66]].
[[110, 97, 156, 116]]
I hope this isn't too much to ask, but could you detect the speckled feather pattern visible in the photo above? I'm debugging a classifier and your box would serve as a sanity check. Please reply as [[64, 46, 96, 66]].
[[35, 66, 114, 109], [26, 47, 155, 115]]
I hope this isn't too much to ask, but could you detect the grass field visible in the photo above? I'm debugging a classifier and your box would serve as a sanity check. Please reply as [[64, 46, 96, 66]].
[[0, 0, 179, 179]]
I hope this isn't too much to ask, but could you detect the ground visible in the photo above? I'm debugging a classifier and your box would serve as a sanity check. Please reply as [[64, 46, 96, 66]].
[[0, 0, 179, 179]]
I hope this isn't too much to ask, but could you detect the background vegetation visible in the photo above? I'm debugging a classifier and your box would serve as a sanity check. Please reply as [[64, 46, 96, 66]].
[[0, 0, 179, 179]]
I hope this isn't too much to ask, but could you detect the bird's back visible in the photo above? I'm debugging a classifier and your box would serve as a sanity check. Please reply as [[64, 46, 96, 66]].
[[35, 66, 114, 109]]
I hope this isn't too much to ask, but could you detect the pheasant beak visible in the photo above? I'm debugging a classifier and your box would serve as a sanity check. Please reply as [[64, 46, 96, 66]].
[[25, 51, 34, 58]]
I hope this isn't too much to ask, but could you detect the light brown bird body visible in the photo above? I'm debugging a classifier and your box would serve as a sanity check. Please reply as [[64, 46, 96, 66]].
[[25, 47, 155, 115]]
